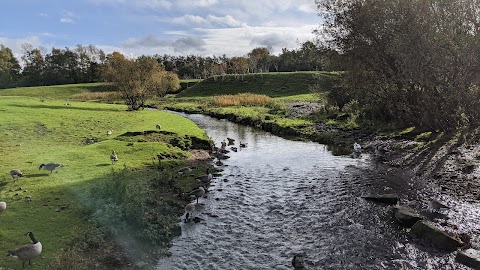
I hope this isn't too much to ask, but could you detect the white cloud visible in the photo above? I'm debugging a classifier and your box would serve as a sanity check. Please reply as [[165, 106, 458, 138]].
[[172, 14, 242, 27], [86, 0, 172, 9], [122, 34, 206, 53], [176, 0, 217, 8], [60, 18, 74, 24], [0, 36, 49, 60], [60, 10, 78, 24]]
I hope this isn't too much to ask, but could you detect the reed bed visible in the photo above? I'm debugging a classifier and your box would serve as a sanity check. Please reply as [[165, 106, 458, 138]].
[[213, 93, 272, 106], [71, 91, 120, 101]]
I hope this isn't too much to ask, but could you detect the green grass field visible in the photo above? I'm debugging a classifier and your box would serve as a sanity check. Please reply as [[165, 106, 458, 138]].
[[0, 93, 210, 269]]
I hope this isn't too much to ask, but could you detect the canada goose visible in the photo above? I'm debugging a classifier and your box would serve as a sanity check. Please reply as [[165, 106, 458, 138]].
[[215, 159, 224, 166], [0, 201, 6, 213], [177, 167, 192, 174], [353, 142, 361, 152], [106, 130, 112, 136], [10, 169, 23, 180], [230, 147, 238, 152], [220, 140, 227, 149], [7, 232, 42, 269], [188, 186, 205, 204], [215, 152, 230, 160], [239, 142, 248, 148], [184, 203, 195, 222], [110, 151, 118, 164], [196, 169, 213, 185], [227, 137, 235, 145], [156, 124, 161, 130], [429, 199, 450, 213], [39, 163, 62, 173]]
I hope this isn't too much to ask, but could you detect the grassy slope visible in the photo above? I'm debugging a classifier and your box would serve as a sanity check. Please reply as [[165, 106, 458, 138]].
[[0, 83, 112, 99], [0, 91, 209, 269], [176, 72, 329, 99]]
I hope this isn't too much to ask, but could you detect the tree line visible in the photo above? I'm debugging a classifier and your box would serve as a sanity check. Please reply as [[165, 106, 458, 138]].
[[0, 41, 335, 89], [316, 0, 480, 131]]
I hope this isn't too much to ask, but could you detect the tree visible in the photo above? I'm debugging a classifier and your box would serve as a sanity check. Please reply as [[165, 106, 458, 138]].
[[0, 45, 20, 88], [102, 53, 179, 110], [21, 44, 45, 86], [316, 0, 480, 130], [247, 47, 271, 73]]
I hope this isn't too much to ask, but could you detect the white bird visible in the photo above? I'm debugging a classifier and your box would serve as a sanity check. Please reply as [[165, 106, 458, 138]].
[[110, 151, 118, 164], [184, 203, 195, 222], [106, 130, 112, 136], [39, 163, 62, 173], [353, 142, 362, 152], [0, 201, 6, 213], [10, 169, 23, 181], [188, 186, 205, 204], [7, 232, 43, 269]]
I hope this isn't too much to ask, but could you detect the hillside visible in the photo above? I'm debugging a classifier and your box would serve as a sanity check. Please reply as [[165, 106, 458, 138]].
[[176, 72, 337, 98]]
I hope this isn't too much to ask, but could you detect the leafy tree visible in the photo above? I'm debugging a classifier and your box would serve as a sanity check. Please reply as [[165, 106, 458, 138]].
[[102, 53, 179, 110], [0, 45, 20, 88], [21, 44, 46, 86], [316, 0, 480, 130]]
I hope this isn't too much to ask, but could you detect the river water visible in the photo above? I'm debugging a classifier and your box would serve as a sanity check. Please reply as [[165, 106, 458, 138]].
[[156, 113, 479, 270]]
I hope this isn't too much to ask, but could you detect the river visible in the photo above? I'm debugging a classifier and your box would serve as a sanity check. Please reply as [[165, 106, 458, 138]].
[[156, 112, 479, 270]]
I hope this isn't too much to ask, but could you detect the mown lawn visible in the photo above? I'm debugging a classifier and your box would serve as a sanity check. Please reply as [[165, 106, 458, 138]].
[[0, 96, 210, 269]]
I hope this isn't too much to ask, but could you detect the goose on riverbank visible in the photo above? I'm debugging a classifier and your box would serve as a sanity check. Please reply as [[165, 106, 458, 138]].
[[196, 168, 212, 186], [239, 142, 248, 148], [7, 232, 42, 269], [184, 203, 195, 222], [227, 137, 235, 145], [0, 201, 6, 213], [353, 142, 361, 152], [188, 186, 205, 204], [10, 169, 23, 180], [177, 167, 192, 174]]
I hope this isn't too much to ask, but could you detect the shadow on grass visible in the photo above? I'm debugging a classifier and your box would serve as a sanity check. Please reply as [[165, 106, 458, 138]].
[[9, 104, 123, 112], [96, 164, 112, 167], [26, 173, 50, 178]]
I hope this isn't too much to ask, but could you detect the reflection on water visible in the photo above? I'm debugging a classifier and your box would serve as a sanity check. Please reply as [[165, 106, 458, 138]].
[[157, 112, 478, 270]]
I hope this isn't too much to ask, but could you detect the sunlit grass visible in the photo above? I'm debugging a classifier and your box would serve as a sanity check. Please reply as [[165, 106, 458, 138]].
[[0, 96, 210, 269]]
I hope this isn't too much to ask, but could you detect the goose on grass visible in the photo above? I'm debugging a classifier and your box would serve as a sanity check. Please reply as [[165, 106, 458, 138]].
[[10, 169, 23, 180], [7, 232, 42, 269], [110, 151, 118, 164], [39, 163, 62, 173]]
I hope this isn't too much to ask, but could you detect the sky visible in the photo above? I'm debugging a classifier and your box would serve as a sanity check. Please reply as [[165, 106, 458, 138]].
[[0, 0, 321, 59]]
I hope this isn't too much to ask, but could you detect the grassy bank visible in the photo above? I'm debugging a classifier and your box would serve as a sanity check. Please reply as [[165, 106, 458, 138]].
[[0, 92, 213, 269]]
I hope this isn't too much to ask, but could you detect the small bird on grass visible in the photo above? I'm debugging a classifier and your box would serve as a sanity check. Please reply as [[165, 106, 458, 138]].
[[39, 163, 62, 173], [110, 151, 118, 164], [106, 130, 112, 136], [156, 124, 161, 130], [0, 201, 6, 213], [7, 232, 42, 269], [10, 169, 23, 181]]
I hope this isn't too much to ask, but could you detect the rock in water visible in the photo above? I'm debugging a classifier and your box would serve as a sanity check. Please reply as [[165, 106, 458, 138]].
[[456, 249, 480, 269], [392, 205, 423, 227], [410, 220, 463, 251]]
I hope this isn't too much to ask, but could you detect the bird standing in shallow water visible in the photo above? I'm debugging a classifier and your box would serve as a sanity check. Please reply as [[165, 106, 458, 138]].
[[10, 169, 23, 181], [7, 232, 42, 269], [184, 203, 195, 222], [110, 151, 118, 164], [353, 142, 362, 152]]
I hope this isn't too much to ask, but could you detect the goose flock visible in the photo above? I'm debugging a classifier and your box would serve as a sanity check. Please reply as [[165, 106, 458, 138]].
[[183, 137, 247, 223]]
